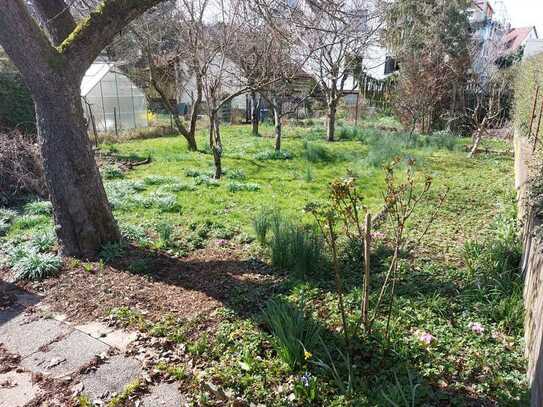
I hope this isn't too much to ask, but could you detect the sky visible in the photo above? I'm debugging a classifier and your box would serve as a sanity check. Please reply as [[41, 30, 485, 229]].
[[500, 0, 543, 36]]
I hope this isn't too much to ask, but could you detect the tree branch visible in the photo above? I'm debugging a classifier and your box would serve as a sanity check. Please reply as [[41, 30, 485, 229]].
[[32, 0, 77, 46], [58, 0, 163, 74], [0, 1, 62, 88]]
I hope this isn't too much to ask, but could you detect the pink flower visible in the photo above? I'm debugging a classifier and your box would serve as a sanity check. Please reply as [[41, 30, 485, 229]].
[[413, 329, 435, 346], [216, 239, 228, 247], [371, 231, 385, 240], [468, 322, 485, 334]]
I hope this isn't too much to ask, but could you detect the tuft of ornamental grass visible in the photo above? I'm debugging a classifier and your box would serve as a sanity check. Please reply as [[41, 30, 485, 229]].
[[12, 250, 62, 281], [262, 299, 321, 370], [23, 200, 52, 216]]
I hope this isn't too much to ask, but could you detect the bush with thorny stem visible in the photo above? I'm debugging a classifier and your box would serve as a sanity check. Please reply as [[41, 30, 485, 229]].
[[306, 157, 447, 347]]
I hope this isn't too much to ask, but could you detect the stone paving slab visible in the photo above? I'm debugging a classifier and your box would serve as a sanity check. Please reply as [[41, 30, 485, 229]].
[[0, 312, 73, 357], [75, 321, 115, 339], [0, 371, 37, 407], [21, 330, 109, 378], [100, 329, 138, 351], [141, 382, 186, 406], [79, 355, 141, 401]]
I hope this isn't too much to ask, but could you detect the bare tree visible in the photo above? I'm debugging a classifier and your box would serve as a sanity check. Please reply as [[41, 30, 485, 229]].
[[196, 0, 280, 178], [0, 0, 164, 258], [259, 0, 378, 141]]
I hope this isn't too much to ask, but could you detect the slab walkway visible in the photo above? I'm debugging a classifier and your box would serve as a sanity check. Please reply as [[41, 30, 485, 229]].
[[0, 287, 185, 406]]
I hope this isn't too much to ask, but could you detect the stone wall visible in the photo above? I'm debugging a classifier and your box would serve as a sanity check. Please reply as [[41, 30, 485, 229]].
[[515, 133, 543, 405]]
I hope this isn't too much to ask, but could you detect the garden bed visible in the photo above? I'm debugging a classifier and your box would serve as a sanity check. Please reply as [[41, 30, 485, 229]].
[[0, 122, 527, 405]]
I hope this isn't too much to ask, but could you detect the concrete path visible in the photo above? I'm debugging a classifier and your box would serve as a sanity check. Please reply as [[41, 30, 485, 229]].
[[0, 286, 186, 406]]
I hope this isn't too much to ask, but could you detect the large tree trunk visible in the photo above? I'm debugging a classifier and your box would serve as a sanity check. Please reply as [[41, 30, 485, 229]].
[[326, 99, 337, 142], [209, 111, 223, 179], [35, 80, 120, 258], [0, 0, 162, 259], [273, 98, 282, 151]]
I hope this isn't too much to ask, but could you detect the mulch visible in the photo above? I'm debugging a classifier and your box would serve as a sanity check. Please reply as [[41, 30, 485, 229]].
[[2, 242, 279, 326]]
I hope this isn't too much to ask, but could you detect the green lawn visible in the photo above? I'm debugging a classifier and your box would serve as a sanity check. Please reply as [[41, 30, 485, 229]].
[[1, 121, 526, 405]]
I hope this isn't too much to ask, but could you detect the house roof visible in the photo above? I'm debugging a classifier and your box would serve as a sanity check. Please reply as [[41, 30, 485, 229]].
[[81, 61, 114, 96], [503, 26, 537, 55]]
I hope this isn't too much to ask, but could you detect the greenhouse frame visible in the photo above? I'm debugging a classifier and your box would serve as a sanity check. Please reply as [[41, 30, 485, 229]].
[[81, 61, 148, 133]]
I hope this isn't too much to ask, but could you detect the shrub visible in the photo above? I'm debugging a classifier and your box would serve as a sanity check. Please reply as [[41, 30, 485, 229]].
[[23, 200, 52, 216], [254, 150, 293, 161], [0, 131, 46, 205], [262, 299, 321, 370], [227, 182, 261, 192], [302, 141, 335, 163], [101, 164, 124, 180], [13, 251, 62, 281]]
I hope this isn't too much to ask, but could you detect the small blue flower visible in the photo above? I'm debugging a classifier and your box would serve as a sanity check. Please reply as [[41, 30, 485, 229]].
[[300, 372, 312, 387]]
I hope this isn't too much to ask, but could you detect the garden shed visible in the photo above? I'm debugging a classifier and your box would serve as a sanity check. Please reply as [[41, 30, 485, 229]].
[[81, 61, 148, 133]]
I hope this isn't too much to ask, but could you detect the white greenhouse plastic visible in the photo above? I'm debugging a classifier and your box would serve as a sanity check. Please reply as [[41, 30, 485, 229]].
[[81, 61, 148, 132]]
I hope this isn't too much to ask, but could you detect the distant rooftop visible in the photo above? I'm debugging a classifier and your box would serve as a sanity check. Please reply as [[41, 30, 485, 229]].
[[503, 26, 539, 55]]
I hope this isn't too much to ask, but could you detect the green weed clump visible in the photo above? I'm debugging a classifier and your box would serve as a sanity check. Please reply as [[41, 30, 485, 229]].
[[23, 200, 52, 216], [0, 208, 17, 235], [462, 200, 523, 334], [143, 175, 178, 185], [227, 168, 246, 180], [362, 129, 458, 167], [29, 229, 56, 252], [5, 231, 60, 281], [158, 182, 196, 192], [227, 182, 261, 192], [262, 299, 321, 370], [101, 164, 124, 180], [13, 251, 61, 281], [302, 141, 335, 163], [119, 223, 150, 245], [254, 150, 293, 160], [337, 126, 363, 141]]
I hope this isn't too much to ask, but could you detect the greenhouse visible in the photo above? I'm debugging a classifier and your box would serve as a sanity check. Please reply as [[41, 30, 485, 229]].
[[81, 61, 148, 133]]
